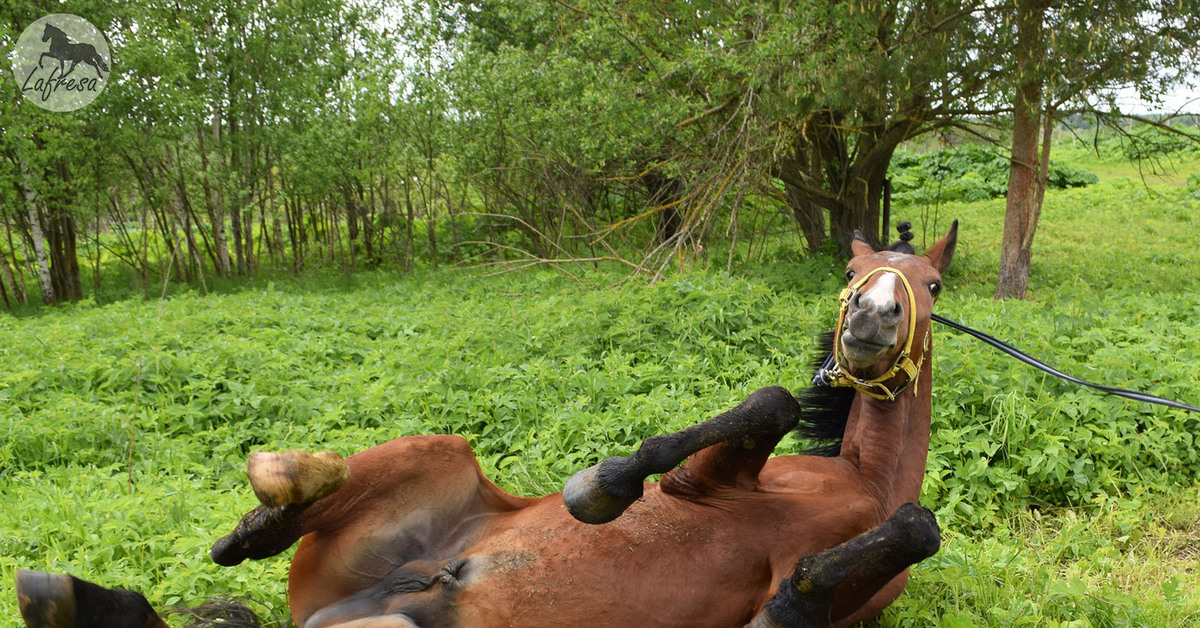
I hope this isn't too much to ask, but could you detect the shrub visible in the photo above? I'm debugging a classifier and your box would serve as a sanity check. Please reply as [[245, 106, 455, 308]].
[[890, 144, 1098, 206]]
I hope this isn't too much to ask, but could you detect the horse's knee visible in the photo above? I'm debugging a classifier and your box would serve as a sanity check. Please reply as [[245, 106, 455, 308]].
[[742, 386, 802, 434]]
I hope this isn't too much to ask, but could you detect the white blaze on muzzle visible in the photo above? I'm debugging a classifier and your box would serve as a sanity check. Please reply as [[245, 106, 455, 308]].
[[858, 273, 898, 312]]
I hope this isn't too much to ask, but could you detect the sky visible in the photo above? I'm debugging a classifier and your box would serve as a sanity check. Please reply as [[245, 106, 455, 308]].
[[1109, 83, 1200, 114]]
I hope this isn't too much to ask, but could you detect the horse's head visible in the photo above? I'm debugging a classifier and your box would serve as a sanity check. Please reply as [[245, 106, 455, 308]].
[[42, 23, 65, 43], [831, 221, 958, 400]]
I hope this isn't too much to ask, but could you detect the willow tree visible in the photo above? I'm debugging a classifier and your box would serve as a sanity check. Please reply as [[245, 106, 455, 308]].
[[445, 1, 1024, 264]]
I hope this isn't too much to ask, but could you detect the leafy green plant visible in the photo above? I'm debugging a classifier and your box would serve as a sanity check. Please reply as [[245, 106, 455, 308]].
[[890, 144, 1098, 206]]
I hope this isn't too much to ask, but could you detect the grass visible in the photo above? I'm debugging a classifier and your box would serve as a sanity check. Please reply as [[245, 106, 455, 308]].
[[2, 154, 1200, 626], [893, 488, 1200, 626], [1053, 135, 1200, 187]]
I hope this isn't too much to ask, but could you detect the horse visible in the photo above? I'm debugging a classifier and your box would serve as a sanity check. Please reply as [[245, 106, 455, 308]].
[[15, 222, 957, 628], [39, 23, 109, 79]]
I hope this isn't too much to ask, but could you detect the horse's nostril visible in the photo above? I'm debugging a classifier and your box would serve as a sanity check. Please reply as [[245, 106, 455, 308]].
[[892, 302, 902, 316]]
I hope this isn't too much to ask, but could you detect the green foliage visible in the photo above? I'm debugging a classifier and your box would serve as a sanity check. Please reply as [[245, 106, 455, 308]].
[[890, 144, 1099, 206], [888, 488, 1200, 626]]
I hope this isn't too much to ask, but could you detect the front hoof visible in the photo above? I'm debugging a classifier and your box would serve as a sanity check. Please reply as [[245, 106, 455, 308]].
[[15, 571, 75, 628], [562, 463, 641, 525]]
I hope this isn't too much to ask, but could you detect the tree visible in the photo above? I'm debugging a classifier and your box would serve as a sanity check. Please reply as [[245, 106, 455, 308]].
[[996, 0, 1047, 300], [995, 0, 1200, 299], [447, 1, 1013, 265]]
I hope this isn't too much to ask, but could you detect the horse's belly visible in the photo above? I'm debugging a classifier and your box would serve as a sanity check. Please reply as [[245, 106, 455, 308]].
[[452, 487, 779, 628]]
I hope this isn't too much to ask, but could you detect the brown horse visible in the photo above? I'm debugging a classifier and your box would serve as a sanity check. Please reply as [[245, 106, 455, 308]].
[[15, 223, 957, 628]]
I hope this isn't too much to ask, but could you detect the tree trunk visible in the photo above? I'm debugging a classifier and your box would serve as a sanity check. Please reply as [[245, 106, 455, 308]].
[[169, 145, 200, 282], [197, 124, 233, 278], [364, 178, 376, 266], [996, 0, 1046, 300], [243, 127, 256, 275], [644, 172, 683, 245], [285, 195, 303, 273], [228, 116, 246, 277], [46, 208, 82, 302], [831, 146, 893, 252], [0, 262, 10, 308], [403, 177, 416, 271], [778, 138, 827, 253], [17, 153, 54, 304], [0, 246, 22, 307], [787, 109, 904, 254], [2, 216, 28, 305], [426, 200, 438, 269], [200, 19, 232, 278]]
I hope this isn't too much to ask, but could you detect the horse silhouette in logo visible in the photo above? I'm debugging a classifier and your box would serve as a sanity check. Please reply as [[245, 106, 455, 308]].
[[39, 22, 107, 79]]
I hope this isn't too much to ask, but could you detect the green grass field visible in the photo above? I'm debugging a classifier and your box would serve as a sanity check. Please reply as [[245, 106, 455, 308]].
[[2, 155, 1200, 626]]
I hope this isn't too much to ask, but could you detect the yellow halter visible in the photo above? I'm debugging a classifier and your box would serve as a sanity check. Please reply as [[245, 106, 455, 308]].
[[828, 266, 930, 401]]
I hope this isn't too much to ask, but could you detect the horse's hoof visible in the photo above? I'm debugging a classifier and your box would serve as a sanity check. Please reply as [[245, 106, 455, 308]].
[[562, 463, 640, 524], [247, 449, 349, 507], [15, 571, 75, 628]]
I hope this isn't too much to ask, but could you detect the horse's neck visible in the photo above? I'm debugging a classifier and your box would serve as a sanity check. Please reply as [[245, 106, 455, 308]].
[[837, 367, 933, 511]]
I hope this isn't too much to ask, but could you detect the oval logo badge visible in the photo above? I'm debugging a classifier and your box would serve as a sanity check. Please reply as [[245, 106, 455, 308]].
[[11, 14, 111, 112]]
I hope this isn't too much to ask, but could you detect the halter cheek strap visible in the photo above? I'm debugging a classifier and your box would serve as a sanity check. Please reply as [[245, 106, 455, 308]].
[[828, 266, 929, 402]]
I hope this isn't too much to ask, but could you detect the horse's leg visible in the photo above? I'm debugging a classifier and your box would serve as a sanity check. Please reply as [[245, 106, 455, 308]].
[[211, 449, 350, 566], [214, 435, 530, 626], [14, 454, 346, 628], [745, 503, 941, 628], [15, 571, 167, 628], [563, 385, 801, 524]]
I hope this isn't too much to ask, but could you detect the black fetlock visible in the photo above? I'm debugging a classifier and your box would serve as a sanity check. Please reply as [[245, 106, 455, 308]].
[[210, 503, 306, 566], [16, 571, 74, 628]]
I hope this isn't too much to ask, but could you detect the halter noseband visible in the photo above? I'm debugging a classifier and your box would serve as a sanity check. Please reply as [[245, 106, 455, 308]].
[[828, 266, 930, 402]]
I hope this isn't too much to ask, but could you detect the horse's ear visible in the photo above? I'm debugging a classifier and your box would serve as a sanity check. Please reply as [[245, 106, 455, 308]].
[[851, 230, 876, 257], [924, 220, 958, 274]]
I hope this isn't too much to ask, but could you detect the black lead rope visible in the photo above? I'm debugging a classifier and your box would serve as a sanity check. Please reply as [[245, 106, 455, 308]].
[[931, 313, 1200, 413]]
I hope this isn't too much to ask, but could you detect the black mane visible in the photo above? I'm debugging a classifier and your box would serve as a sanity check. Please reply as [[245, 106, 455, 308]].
[[793, 332, 853, 456]]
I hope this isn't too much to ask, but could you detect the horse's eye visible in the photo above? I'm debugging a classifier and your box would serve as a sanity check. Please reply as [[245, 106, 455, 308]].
[[929, 282, 942, 297], [845, 269, 856, 282]]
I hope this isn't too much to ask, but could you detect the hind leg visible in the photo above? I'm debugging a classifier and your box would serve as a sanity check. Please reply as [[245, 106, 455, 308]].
[[248, 435, 530, 626], [211, 448, 351, 566], [563, 386, 802, 523]]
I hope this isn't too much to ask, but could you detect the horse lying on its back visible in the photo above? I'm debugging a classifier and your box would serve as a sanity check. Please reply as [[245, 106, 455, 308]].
[[16, 223, 957, 628]]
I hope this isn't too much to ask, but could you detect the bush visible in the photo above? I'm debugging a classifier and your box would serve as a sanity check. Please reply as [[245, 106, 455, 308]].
[[890, 144, 1098, 206]]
